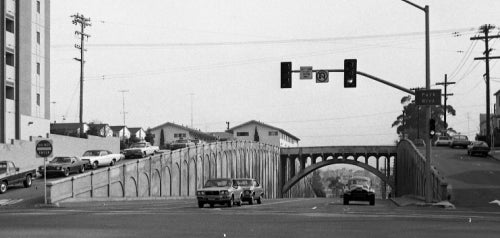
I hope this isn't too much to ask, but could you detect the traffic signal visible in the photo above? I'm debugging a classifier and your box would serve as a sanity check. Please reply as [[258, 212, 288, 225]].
[[281, 62, 292, 88], [429, 118, 436, 138], [344, 59, 357, 88]]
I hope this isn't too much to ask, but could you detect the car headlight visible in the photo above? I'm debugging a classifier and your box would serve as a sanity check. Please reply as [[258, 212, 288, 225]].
[[221, 190, 229, 195], [197, 191, 205, 196]]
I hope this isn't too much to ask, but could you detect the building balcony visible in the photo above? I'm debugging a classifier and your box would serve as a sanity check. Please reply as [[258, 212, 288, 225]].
[[5, 31, 15, 52], [5, 65, 15, 84]]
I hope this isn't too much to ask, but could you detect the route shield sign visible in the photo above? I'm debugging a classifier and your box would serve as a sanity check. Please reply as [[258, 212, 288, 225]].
[[300, 66, 313, 79], [35, 139, 53, 158], [316, 70, 329, 83], [415, 89, 442, 105]]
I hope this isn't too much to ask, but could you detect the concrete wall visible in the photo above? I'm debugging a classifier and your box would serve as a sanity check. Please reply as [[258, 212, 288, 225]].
[[47, 141, 280, 204], [0, 134, 119, 171]]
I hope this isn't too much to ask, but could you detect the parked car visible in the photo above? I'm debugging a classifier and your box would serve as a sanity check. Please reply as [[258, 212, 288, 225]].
[[0, 161, 35, 194], [434, 136, 451, 146], [343, 176, 375, 206], [123, 142, 159, 158], [467, 141, 490, 157], [449, 135, 470, 148], [80, 150, 122, 169], [196, 178, 243, 208], [234, 178, 264, 205], [38, 156, 90, 177], [170, 139, 195, 150]]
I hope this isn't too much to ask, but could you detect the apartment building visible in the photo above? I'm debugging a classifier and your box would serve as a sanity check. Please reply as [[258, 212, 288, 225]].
[[1, 0, 50, 143]]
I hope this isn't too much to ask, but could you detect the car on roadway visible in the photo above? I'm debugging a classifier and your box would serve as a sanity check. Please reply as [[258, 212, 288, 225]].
[[434, 136, 451, 146], [449, 135, 470, 149], [196, 178, 243, 208], [38, 156, 90, 177], [123, 142, 159, 159], [0, 161, 35, 194], [467, 141, 490, 157], [234, 178, 264, 205], [169, 139, 196, 150], [343, 176, 375, 206], [80, 150, 122, 170]]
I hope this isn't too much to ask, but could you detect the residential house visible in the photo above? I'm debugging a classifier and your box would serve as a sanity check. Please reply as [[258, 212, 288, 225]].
[[228, 120, 299, 147], [129, 127, 146, 141], [149, 122, 217, 147], [110, 125, 131, 141], [87, 123, 113, 137], [50, 123, 89, 137]]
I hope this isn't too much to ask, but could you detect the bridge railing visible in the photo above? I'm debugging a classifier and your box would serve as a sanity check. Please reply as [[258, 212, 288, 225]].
[[396, 139, 448, 202]]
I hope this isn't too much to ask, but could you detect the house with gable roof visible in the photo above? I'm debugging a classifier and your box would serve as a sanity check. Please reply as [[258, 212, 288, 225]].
[[228, 120, 299, 147]]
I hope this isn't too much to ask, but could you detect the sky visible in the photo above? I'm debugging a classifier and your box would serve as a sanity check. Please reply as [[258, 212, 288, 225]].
[[49, 0, 500, 146]]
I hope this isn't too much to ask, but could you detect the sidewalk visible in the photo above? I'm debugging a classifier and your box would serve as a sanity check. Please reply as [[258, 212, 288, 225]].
[[390, 195, 456, 209]]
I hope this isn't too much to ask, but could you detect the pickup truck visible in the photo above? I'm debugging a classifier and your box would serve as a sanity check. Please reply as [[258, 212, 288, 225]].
[[123, 142, 159, 158], [0, 160, 36, 194]]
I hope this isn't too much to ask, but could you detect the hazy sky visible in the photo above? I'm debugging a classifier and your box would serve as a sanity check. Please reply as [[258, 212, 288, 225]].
[[49, 0, 500, 146]]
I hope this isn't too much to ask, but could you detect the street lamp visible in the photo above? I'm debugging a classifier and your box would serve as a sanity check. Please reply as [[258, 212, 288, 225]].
[[401, 0, 432, 203]]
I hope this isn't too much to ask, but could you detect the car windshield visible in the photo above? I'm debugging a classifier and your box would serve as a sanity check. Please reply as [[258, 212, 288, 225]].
[[454, 135, 468, 140], [439, 137, 449, 140], [204, 179, 231, 187], [51, 157, 72, 163], [349, 179, 370, 187], [131, 143, 146, 148], [83, 151, 101, 156], [235, 179, 252, 186], [475, 141, 488, 146]]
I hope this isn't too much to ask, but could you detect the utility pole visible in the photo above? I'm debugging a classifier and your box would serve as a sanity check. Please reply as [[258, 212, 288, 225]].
[[71, 13, 91, 138], [436, 74, 455, 132], [118, 90, 129, 126], [471, 24, 500, 146]]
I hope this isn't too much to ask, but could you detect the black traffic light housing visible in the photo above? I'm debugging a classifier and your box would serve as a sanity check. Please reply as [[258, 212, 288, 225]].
[[429, 118, 436, 138], [344, 59, 357, 88], [281, 62, 292, 88]]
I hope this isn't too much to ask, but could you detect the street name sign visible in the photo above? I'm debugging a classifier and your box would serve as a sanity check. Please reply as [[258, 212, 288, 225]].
[[316, 70, 329, 83], [300, 66, 313, 79], [415, 89, 442, 105], [35, 139, 53, 158]]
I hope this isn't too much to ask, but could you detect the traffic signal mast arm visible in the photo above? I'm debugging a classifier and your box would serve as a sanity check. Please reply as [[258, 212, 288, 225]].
[[289, 69, 415, 95]]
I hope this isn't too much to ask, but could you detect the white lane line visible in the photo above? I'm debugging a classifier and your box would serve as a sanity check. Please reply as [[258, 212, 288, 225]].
[[0, 199, 23, 206]]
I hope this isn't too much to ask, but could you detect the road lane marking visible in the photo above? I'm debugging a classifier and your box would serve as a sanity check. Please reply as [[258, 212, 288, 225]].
[[0, 199, 23, 206]]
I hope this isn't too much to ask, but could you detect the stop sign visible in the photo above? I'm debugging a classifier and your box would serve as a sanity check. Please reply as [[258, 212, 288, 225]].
[[36, 139, 53, 158]]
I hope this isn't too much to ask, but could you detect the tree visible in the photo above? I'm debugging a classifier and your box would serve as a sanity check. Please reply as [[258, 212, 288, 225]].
[[145, 128, 155, 145], [392, 95, 457, 141], [254, 126, 260, 142], [311, 171, 326, 197]]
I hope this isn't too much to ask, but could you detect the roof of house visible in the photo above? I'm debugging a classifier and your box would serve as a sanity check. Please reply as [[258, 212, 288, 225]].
[[228, 120, 300, 141], [109, 125, 128, 132], [150, 122, 217, 140], [494, 89, 500, 96], [50, 123, 87, 130], [128, 127, 144, 134]]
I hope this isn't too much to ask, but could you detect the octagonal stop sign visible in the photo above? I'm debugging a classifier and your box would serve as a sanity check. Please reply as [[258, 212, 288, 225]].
[[36, 139, 53, 158]]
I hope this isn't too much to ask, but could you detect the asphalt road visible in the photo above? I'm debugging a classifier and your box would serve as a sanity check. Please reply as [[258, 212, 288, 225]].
[[427, 146, 500, 209], [1, 198, 500, 238]]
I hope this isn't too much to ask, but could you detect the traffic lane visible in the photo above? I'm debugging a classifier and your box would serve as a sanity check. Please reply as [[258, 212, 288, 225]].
[[2, 198, 500, 238]]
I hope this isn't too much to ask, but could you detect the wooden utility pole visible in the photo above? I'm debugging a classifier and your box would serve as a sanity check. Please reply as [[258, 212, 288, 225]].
[[71, 13, 91, 137], [436, 74, 455, 131], [471, 24, 500, 146]]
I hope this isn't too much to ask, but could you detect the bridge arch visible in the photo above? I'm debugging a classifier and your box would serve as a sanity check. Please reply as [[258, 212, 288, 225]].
[[282, 158, 394, 194]]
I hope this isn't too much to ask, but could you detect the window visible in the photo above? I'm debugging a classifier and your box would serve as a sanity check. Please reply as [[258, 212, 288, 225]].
[[37, 63, 40, 74], [37, 31, 40, 44], [269, 131, 278, 136], [37, 1, 41, 13], [174, 133, 186, 138], [6, 19, 14, 33], [236, 132, 249, 136], [36, 93, 40, 106], [6, 52, 14, 66], [6, 86, 14, 100]]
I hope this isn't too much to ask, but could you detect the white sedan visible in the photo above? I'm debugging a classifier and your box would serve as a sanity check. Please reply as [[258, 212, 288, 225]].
[[81, 150, 122, 169]]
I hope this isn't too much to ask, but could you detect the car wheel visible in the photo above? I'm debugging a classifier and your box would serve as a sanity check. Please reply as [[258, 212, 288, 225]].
[[92, 161, 98, 170], [256, 194, 262, 204], [79, 165, 85, 173], [198, 202, 204, 208], [0, 181, 7, 194], [210, 203, 215, 208], [110, 159, 116, 166], [143, 152, 147, 158], [227, 197, 234, 207], [343, 197, 349, 205], [249, 195, 254, 205], [237, 195, 242, 206], [63, 168, 70, 177], [23, 175, 32, 188]]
